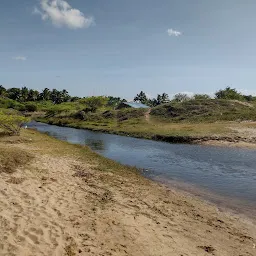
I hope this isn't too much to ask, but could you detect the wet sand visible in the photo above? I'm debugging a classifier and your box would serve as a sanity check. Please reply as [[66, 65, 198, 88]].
[[152, 175, 256, 223]]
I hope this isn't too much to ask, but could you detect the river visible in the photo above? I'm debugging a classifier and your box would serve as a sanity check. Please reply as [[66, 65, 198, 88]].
[[28, 122, 256, 218]]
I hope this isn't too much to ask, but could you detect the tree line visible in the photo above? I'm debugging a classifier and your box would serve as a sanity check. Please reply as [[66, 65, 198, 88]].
[[133, 87, 256, 106], [0, 86, 74, 104], [1, 85, 255, 110]]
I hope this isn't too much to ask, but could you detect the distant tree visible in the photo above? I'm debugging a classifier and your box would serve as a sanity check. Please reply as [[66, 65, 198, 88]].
[[7, 88, 21, 101], [156, 93, 170, 105], [61, 89, 71, 102], [39, 88, 51, 101], [134, 91, 148, 104], [215, 87, 243, 100], [0, 85, 7, 97], [107, 96, 127, 108], [194, 94, 211, 100], [27, 89, 39, 101], [1, 86, 74, 104], [243, 95, 254, 101], [20, 87, 29, 102], [81, 96, 108, 112], [50, 89, 70, 104], [161, 93, 170, 103], [51, 89, 59, 104], [147, 98, 158, 107], [173, 93, 191, 102]]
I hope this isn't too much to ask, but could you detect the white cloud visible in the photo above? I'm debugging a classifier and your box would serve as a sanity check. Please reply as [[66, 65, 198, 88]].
[[167, 28, 182, 37], [12, 56, 27, 61], [34, 0, 94, 29], [238, 89, 256, 96], [145, 93, 153, 99]]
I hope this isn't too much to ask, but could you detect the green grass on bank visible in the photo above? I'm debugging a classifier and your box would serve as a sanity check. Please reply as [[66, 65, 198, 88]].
[[34, 99, 256, 139], [17, 129, 139, 175], [151, 99, 256, 122], [2, 98, 256, 140], [37, 115, 231, 138]]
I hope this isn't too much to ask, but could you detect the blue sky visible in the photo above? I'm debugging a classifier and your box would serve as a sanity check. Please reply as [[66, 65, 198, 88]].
[[1, 0, 256, 99]]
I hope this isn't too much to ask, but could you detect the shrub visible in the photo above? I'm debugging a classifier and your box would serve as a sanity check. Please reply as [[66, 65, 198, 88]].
[[80, 96, 108, 112], [75, 111, 87, 120], [215, 87, 244, 100], [0, 110, 29, 135], [117, 108, 146, 121], [194, 94, 211, 100], [25, 103, 38, 112]]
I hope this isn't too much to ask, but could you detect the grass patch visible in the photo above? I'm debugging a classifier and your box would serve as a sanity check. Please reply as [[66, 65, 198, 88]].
[[34, 99, 256, 141], [0, 147, 33, 174], [37, 116, 231, 139], [21, 129, 139, 175], [151, 99, 256, 122]]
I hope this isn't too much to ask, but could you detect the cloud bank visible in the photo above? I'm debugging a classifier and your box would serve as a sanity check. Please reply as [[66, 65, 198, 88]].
[[12, 56, 27, 61], [34, 0, 94, 29]]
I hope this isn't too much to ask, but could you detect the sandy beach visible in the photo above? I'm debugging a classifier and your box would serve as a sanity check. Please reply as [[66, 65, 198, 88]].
[[0, 130, 255, 256]]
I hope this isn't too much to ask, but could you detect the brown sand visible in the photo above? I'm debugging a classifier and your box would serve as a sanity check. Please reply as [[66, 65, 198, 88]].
[[201, 125, 256, 149], [0, 131, 255, 256]]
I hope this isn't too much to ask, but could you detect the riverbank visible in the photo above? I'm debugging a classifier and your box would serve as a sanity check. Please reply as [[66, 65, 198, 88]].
[[0, 129, 255, 255], [36, 117, 256, 148]]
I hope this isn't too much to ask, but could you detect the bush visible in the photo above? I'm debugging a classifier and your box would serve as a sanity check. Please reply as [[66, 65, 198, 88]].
[[215, 87, 244, 100], [194, 94, 211, 100], [80, 96, 108, 112], [25, 103, 38, 112], [0, 98, 25, 111], [74, 110, 87, 120], [0, 110, 29, 135], [117, 108, 146, 121], [173, 93, 191, 102]]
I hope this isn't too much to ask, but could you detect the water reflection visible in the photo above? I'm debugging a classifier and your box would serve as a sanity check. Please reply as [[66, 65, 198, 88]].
[[29, 122, 256, 216], [85, 139, 105, 151]]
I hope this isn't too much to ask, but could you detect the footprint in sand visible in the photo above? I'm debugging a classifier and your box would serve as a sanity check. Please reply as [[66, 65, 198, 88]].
[[23, 231, 40, 245]]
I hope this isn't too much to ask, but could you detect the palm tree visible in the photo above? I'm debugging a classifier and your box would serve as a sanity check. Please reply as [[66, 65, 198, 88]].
[[7, 88, 21, 101], [40, 88, 51, 101], [0, 85, 7, 98], [27, 89, 39, 101], [20, 86, 29, 102]]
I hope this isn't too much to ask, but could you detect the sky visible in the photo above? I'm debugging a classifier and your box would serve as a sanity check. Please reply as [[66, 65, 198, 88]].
[[1, 0, 256, 99]]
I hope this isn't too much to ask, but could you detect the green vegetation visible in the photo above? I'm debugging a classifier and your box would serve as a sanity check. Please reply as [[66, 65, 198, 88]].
[[215, 87, 249, 101], [1, 84, 256, 141], [134, 91, 170, 106], [25, 103, 38, 112], [79, 96, 108, 112], [16, 129, 138, 174], [151, 99, 256, 122], [35, 97, 256, 141], [0, 110, 28, 136]]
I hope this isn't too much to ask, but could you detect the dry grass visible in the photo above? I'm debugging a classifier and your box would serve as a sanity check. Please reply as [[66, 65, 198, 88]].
[[64, 237, 78, 256], [6, 177, 25, 184], [0, 146, 33, 174], [114, 118, 231, 137], [38, 116, 231, 138], [20, 130, 139, 176]]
